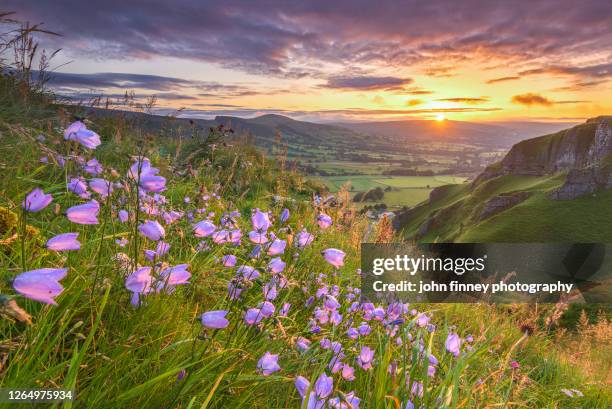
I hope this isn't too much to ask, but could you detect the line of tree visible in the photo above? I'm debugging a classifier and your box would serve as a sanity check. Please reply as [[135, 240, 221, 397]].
[[382, 169, 435, 176], [353, 187, 385, 202]]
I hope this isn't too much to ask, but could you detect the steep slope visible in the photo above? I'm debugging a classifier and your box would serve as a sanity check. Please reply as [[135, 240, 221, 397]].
[[475, 117, 612, 181], [396, 116, 612, 242]]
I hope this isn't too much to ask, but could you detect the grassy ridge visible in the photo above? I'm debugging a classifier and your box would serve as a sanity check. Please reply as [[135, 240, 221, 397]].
[[461, 189, 612, 242], [401, 169, 612, 243], [398, 172, 612, 242]]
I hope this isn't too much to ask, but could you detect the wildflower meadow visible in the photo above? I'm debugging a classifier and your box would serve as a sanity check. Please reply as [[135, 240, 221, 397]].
[[0, 16, 610, 409]]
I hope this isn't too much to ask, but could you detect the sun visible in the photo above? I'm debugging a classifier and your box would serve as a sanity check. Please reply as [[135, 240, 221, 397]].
[[435, 113, 446, 122]]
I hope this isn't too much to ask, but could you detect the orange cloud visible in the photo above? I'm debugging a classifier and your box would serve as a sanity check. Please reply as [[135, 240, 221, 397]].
[[486, 76, 520, 84], [323, 75, 413, 91], [400, 87, 434, 95], [511, 93, 553, 107], [437, 97, 489, 105]]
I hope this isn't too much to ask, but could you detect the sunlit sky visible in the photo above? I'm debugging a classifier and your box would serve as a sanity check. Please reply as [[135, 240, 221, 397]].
[[5, 0, 612, 122]]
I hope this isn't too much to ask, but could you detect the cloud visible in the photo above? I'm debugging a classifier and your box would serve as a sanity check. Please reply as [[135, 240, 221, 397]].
[[436, 97, 489, 105], [166, 107, 296, 119], [511, 93, 590, 106], [6, 0, 611, 79], [486, 76, 520, 84], [53, 89, 197, 104], [403, 87, 434, 95], [317, 107, 502, 115], [555, 100, 590, 104], [151, 93, 199, 101], [53, 90, 135, 101], [406, 99, 424, 106], [191, 103, 243, 108], [553, 79, 608, 91], [45, 71, 196, 91], [518, 62, 612, 90], [423, 66, 455, 77], [159, 106, 503, 121], [371, 95, 385, 104], [511, 93, 554, 106], [323, 75, 413, 91], [42, 71, 292, 100], [519, 63, 612, 79]]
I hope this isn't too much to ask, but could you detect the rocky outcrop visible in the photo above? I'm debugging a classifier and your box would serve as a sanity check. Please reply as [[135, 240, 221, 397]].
[[586, 118, 612, 164], [478, 191, 532, 220], [550, 165, 612, 200], [474, 117, 612, 186], [472, 117, 612, 201]]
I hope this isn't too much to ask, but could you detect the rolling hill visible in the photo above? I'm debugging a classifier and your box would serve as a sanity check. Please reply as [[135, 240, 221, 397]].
[[395, 116, 612, 242], [334, 119, 572, 148], [213, 114, 381, 152], [88, 109, 393, 159], [88, 108, 571, 159]]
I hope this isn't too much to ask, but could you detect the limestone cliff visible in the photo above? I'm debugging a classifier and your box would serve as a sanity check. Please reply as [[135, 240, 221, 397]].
[[473, 116, 612, 200]]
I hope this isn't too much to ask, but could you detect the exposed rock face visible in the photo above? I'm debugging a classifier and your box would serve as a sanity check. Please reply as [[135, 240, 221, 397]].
[[478, 191, 532, 220], [550, 165, 612, 200], [586, 119, 612, 164], [474, 117, 612, 186]]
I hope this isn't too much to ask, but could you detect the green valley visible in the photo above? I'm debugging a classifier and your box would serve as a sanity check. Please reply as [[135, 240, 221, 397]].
[[315, 174, 468, 208]]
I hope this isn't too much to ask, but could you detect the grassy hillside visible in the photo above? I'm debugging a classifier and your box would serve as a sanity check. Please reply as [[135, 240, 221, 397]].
[[399, 173, 612, 242], [399, 116, 612, 243], [0, 74, 610, 408], [460, 188, 612, 242]]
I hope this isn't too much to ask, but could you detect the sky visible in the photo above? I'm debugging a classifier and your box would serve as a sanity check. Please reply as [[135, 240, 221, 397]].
[[3, 0, 612, 122]]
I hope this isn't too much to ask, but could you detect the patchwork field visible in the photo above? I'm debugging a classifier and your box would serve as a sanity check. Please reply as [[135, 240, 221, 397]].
[[314, 174, 469, 208], [315, 161, 392, 175]]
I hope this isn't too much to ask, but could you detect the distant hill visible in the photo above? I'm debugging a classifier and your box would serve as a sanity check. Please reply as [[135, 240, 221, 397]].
[[335, 119, 573, 148], [88, 109, 386, 158], [87, 109, 573, 160], [395, 116, 612, 242], [213, 114, 379, 152], [486, 120, 575, 139]]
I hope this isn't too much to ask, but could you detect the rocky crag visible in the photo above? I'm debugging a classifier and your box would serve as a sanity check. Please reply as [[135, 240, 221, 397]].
[[474, 116, 612, 200]]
